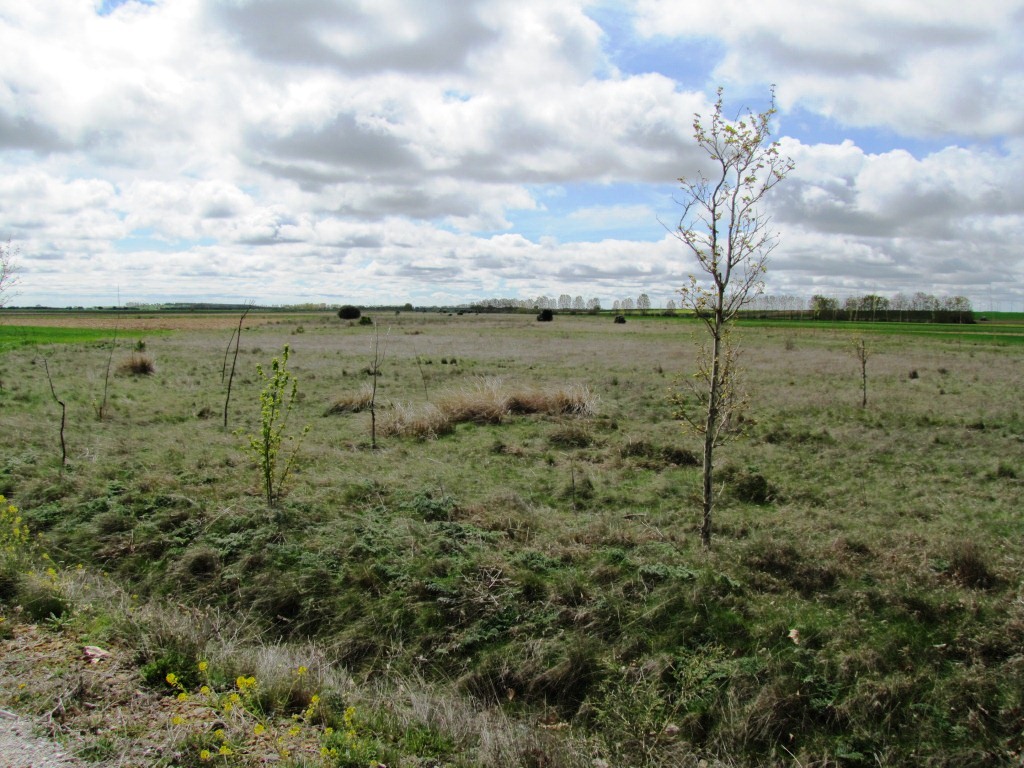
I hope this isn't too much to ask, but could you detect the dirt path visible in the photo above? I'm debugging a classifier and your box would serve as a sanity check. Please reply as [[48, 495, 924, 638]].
[[0, 712, 83, 768]]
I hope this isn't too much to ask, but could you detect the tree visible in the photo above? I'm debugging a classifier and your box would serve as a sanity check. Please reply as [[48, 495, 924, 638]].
[[558, 293, 572, 310], [572, 295, 586, 311], [338, 305, 361, 320], [810, 294, 838, 318], [621, 297, 635, 311], [672, 88, 793, 549], [0, 239, 20, 308], [637, 293, 651, 314]]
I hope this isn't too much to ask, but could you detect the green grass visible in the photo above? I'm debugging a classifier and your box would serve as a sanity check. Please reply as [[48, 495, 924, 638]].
[[0, 324, 126, 351], [1, 311, 1022, 767]]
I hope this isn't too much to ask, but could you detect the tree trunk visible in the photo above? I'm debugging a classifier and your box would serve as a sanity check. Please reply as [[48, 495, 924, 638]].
[[701, 312, 724, 549]]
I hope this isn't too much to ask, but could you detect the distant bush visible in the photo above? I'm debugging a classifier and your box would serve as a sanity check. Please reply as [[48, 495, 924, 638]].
[[536, 309, 554, 322], [338, 305, 361, 320], [613, 315, 626, 324], [358, 315, 374, 326]]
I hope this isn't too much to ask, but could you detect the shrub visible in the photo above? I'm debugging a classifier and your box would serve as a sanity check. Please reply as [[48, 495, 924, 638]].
[[536, 309, 554, 322], [359, 316, 374, 326], [338, 305, 361, 320], [614, 315, 626, 324]]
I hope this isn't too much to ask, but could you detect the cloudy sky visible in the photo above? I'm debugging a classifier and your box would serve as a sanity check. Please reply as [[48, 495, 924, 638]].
[[2, 0, 1022, 309]]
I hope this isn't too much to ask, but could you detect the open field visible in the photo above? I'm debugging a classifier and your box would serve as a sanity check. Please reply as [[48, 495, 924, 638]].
[[1, 310, 1022, 767]]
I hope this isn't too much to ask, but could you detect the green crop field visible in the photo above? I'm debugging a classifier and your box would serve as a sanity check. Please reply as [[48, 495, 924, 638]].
[[1, 310, 1021, 767], [0, 324, 129, 352]]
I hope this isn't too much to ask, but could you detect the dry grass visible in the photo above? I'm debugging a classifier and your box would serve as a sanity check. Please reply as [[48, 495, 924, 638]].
[[324, 384, 374, 415], [435, 377, 511, 424], [116, 352, 155, 375], [380, 402, 455, 439], [384, 378, 598, 437]]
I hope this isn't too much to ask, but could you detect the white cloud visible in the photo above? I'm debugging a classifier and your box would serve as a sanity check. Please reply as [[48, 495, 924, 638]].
[[634, 0, 1024, 140], [0, 0, 1021, 308]]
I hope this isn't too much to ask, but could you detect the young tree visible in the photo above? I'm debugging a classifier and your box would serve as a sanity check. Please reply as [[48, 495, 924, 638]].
[[637, 293, 652, 314], [0, 239, 21, 308], [672, 88, 793, 549]]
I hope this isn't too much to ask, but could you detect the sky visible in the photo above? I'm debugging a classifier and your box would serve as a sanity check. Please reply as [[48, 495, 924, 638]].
[[1, 0, 1022, 309]]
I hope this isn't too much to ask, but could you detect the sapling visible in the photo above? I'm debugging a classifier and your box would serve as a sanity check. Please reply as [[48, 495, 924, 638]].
[[853, 337, 869, 408], [223, 303, 253, 429], [242, 345, 310, 506], [670, 87, 793, 549], [41, 357, 67, 474], [367, 321, 390, 449]]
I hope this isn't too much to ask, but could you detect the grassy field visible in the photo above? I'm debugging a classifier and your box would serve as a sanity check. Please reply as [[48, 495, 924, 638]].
[[1, 310, 1022, 767]]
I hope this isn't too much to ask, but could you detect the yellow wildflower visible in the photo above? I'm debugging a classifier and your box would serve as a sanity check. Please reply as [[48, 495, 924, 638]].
[[199, 749, 211, 761], [165, 673, 179, 686]]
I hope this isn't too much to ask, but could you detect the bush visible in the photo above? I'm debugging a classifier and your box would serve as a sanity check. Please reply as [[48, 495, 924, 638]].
[[536, 309, 554, 322], [338, 305, 361, 320], [614, 315, 626, 324], [358, 315, 374, 326]]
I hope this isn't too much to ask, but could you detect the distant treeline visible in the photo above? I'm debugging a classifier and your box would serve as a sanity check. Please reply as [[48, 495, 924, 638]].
[[9, 291, 977, 324]]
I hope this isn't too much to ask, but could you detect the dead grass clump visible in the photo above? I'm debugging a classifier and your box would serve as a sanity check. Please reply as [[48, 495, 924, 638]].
[[507, 384, 597, 417], [436, 378, 509, 424], [118, 353, 155, 375], [380, 402, 455, 439], [324, 385, 373, 415], [948, 541, 997, 589]]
